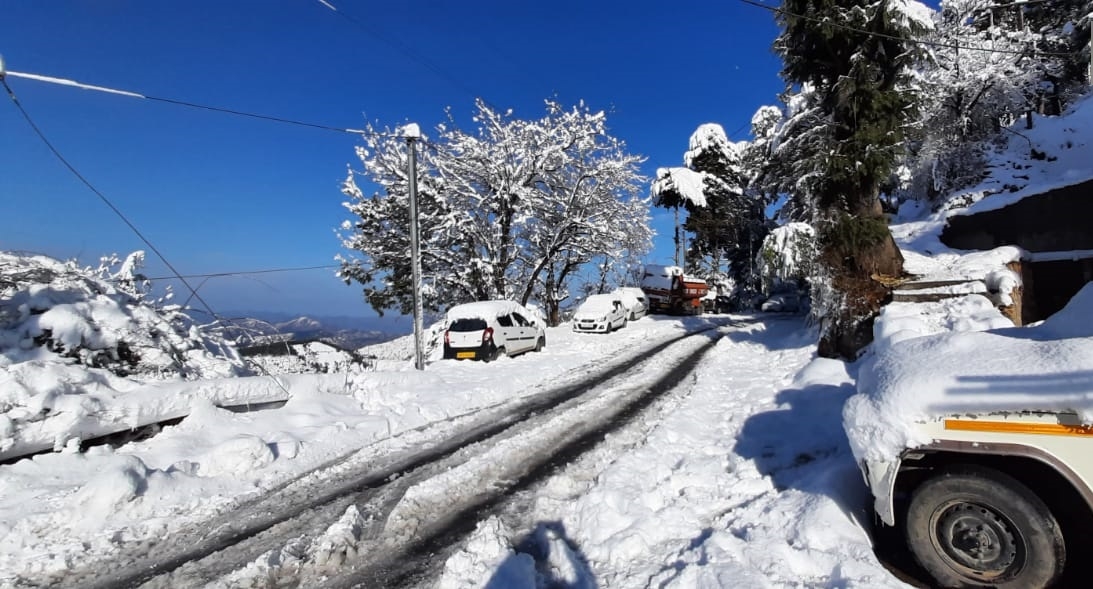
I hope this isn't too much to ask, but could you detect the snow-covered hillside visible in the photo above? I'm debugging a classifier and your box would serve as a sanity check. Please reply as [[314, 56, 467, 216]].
[[220, 315, 394, 351], [890, 93, 1093, 286]]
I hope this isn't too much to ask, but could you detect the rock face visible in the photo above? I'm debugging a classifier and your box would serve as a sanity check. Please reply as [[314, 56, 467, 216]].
[[940, 178, 1093, 324], [940, 178, 1093, 252]]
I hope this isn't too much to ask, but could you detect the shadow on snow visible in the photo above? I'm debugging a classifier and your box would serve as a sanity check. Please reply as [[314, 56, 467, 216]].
[[486, 521, 597, 589]]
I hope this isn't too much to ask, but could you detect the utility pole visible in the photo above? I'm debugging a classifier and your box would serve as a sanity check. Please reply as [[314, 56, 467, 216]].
[[674, 206, 682, 268], [404, 124, 425, 370]]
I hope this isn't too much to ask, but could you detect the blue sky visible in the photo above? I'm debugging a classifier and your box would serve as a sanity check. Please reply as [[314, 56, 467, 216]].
[[1, 0, 785, 320]]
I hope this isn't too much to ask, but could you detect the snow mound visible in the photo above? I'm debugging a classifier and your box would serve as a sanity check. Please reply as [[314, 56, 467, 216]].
[[0, 251, 251, 457], [196, 434, 276, 477]]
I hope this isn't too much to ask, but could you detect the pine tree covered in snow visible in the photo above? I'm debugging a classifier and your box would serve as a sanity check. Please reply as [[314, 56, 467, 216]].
[[650, 125, 771, 291], [684, 125, 771, 285], [757, 222, 818, 295], [774, 0, 930, 358], [337, 100, 652, 325], [752, 87, 830, 225]]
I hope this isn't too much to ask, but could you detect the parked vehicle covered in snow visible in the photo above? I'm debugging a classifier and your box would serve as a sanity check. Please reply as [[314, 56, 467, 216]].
[[612, 287, 648, 321], [845, 284, 1093, 589], [443, 300, 545, 361], [572, 293, 628, 333], [639, 265, 708, 315]]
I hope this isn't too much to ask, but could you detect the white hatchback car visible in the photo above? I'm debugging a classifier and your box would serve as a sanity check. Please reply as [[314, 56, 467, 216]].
[[572, 293, 628, 333], [443, 300, 545, 362], [612, 287, 648, 320]]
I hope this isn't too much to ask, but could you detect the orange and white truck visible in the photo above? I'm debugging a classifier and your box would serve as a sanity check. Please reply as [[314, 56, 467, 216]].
[[639, 265, 708, 315]]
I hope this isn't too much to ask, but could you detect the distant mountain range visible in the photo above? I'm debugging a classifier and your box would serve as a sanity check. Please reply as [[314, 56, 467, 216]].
[[219, 312, 407, 351]]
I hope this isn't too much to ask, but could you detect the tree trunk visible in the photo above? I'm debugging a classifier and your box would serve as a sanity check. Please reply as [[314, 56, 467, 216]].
[[817, 206, 904, 360]]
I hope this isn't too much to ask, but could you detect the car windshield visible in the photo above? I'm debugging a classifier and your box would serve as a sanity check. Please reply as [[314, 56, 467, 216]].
[[449, 318, 487, 332]]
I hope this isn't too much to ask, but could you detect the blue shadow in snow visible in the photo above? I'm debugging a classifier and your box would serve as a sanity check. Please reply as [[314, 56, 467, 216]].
[[928, 370, 1093, 414], [732, 383, 871, 527], [485, 521, 597, 589], [720, 314, 816, 352]]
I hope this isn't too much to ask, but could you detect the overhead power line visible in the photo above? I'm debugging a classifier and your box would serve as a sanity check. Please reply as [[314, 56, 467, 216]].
[[1, 76, 223, 323], [146, 264, 342, 281], [4, 70, 400, 137], [2, 76, 303, 394], [737, 0, 1081, 58]]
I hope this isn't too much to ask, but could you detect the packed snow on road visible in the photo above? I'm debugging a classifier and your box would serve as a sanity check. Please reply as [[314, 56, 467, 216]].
[[1, 284, 902, 587]]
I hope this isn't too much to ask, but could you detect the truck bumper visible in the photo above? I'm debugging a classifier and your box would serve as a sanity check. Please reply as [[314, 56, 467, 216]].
[[860, 457, 901, 526]]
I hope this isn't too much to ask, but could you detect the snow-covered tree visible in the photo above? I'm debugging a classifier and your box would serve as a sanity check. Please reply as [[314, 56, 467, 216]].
[[651, 125, 770, 289], [652, 166, 707, 268], [775, 0, 930, 359], [683, 125, 769, 282], [752, 87, 831, 224], [1, 251, 248, 381], [757, 222, 818, 295], [337, 100, 651, 325], [902, 0, 1091, 203]]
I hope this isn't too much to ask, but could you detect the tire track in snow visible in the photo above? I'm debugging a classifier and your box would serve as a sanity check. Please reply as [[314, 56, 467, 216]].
[[64, 320, 737, 589], [490, 316, 907, 588], [312, 326, 728, 588]]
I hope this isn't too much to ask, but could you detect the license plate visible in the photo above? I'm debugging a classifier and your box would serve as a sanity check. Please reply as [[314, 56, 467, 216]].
[[456, 351, 476, 359]]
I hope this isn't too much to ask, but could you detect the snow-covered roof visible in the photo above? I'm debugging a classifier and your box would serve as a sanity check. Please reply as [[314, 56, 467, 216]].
[[643, 264, 683, 277], [612, 287, 645, 307], [446, 300, 530, 321], [578, 294, 621, 312]]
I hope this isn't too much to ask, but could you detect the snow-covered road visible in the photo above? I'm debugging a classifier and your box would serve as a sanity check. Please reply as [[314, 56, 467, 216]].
[[2, 314, 915, 588], [77, 322, 725, 587], [435, 315, 907, 588]]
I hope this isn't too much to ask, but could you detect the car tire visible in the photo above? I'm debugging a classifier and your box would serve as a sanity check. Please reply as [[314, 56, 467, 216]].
[[488, 346, 505, 362], [905, 465, 1065, 588], [534, 336, 544, 352]]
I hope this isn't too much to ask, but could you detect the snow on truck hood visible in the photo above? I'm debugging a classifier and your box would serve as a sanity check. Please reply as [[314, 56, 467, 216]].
[[844, 282, 1093, 464]]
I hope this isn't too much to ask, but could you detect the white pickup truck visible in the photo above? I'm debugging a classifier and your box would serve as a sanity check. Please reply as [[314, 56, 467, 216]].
[[858, 412, 1091, 588], [845, 285, 1093, 588]]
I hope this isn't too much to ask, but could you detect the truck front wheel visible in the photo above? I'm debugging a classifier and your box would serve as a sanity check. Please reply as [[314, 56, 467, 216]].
[[905, 465, 1065, 588]]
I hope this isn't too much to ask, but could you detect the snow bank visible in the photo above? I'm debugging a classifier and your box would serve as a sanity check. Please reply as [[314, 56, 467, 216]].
[[944, 93, 1093, 217], [0, 251, 253, 459]]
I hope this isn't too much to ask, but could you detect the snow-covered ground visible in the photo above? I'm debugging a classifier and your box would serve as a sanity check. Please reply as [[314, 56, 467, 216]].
[[437, 317, 901, 588], [1, 308, 909, 587], [2, 84, 1091, 589]]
